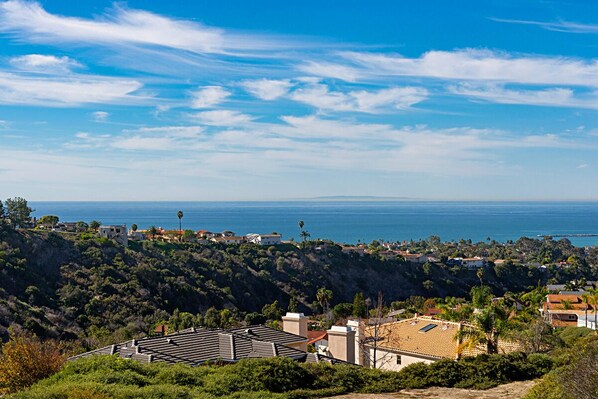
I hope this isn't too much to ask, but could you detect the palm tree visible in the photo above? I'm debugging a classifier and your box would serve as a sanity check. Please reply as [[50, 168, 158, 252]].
[[299, 230, 311, 247], [457, 303, 513, 355], [316, 287, 333, 314], [590, 288, 598, 331], [148, 225, 157, 240], [582, 293, 591, 328], [177, 211, 183, 241]]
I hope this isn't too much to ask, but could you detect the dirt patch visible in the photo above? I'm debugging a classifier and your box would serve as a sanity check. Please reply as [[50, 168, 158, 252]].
[[328, 380, 535, 399]]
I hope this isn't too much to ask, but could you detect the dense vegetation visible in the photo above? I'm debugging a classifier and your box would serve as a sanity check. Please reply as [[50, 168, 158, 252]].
[[524, 334, 598, 399], [3, 214, 598, 345], [8, 351, 552, 399]]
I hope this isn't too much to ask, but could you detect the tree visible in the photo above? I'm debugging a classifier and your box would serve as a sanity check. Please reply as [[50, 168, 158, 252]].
[[0, 200, 5, 221], [38, 215, 59, 228], [582, 293, 591, 328], [457, 303, 514, 354], [5, 197, 34, 229], [316, 288, 333, 314], [361, 292, 396, 369], [183, 229, 195, 242], [352, 292, 367, 318], [89, 220, 101, 230], [204, 307, 221, 328], [177, 210, 184, 241], [131, 224, 138, 232], [471, 285, 493, 309], [298, 220, 310, 248], [299, 230, 311, 248], [288, 297, 298, 313], [262, 300, 283, 321], [148, 226, 158, 239], [0, 332, 65, 394], [75, 221, 88, 232]]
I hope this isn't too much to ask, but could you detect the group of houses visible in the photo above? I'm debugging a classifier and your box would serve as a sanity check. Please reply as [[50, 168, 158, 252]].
[[71, 312, 519, 372], [93, 224, 283, 247]]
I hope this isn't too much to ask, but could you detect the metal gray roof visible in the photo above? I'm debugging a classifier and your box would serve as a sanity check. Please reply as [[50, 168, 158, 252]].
[[69, 325, 327, 366]]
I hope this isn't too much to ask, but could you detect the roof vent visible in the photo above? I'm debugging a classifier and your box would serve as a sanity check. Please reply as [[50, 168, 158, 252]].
[[166, 338, 173, 344], [245, 329, 254, 335]]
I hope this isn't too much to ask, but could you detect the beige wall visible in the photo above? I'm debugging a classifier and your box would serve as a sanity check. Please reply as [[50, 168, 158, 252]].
[[282, 313, 308, 338], [327, 328, 355, 363], [286, 341, 308, 352], [367, 348, 435, 371]]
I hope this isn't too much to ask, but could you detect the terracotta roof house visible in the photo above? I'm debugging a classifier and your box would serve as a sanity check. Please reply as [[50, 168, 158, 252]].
[[326, 316, 520, 371], [70, 321, 345, 366], [541, 294, 594, 327]]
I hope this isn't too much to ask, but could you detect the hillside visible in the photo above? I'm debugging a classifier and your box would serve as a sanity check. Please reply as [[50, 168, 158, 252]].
[[0, 225, 548, 342]]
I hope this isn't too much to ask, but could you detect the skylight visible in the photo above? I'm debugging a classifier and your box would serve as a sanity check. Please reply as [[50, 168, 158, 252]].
[[419, 323, 437, 333]]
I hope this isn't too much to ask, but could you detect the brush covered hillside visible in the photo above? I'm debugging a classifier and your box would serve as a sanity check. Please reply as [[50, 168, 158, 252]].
[[0, 224, 549, 343]]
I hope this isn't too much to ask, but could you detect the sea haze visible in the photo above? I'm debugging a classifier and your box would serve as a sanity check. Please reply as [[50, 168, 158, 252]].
[[30, 201, 598, 247]]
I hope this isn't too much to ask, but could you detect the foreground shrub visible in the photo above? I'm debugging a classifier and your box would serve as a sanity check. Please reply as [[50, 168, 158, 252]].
[[0, 332, 65, 394]]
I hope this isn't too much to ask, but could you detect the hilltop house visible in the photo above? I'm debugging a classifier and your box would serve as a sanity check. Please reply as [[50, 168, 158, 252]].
[[98, 225, 128, 246], [211, 236, 246, 245], [246, 233, 282, 246], [541, 294, 594, 327]]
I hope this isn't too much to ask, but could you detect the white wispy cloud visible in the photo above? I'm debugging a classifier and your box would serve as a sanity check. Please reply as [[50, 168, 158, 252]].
[[190, 110, 254, 126], [69, 125, 206, 151], [289, 83, 428, 113], [92, 111, 109, 122], [340, 49, 598, 87], [0, 72, 144, 106], [190, 86, 231, 108], [0, 0, 299, 55], [491, 18, 598, 34], [9, 54, 82, 72], [449, 83, 598, 109], [297, 61, 361, 82], [241, 79, 292, 100]]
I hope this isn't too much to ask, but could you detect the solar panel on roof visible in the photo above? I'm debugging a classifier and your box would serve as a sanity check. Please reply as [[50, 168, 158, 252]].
[[419, 323, 437, 333]]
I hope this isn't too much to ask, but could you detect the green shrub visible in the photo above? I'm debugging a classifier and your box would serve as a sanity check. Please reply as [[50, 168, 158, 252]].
[[396, 362, 431, 388]]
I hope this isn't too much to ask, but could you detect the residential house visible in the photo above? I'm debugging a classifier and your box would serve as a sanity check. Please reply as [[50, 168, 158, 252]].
[[98, 225, 128, 246], [461, 257, 485, 269], [246, 233, 282, 246], [541, 294, 594, 327], [341, 246, 366, 256], [53, 222, 78, 233], [71, 313, 344, 366], [398, 252, 429, 264], [577, 316, 598, 330], [307, 330, 328, 355], [211, 236, 246, 245], [327, 316, 519, 371], [128, 229, 146, 241]]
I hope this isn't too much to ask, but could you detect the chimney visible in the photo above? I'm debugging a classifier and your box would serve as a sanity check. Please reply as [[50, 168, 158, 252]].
[[282, 312, 308, 338], [326, 326, 356, 363], [347, 319, 364, 365]]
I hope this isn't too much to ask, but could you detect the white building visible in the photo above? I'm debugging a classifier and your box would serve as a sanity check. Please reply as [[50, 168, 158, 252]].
[[461, 257, 486, 269], [246, 233, 282, 246], [99, 225, 128, 246], [577, 316, 597, 330]]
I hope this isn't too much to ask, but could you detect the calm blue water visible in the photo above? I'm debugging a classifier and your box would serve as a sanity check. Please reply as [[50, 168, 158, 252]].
[[29, 201, 598, 247]]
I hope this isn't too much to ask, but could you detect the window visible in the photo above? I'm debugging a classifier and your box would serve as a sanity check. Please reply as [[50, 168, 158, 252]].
[[396, 355, 402, 365], [419, 323, 437, 333]]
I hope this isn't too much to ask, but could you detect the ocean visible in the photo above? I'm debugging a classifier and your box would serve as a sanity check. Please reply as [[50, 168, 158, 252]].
[[29, 201, 598, 247]]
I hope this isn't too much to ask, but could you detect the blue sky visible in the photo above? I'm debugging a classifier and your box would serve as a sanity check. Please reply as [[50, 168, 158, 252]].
[[1, 0, 598, 200]]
